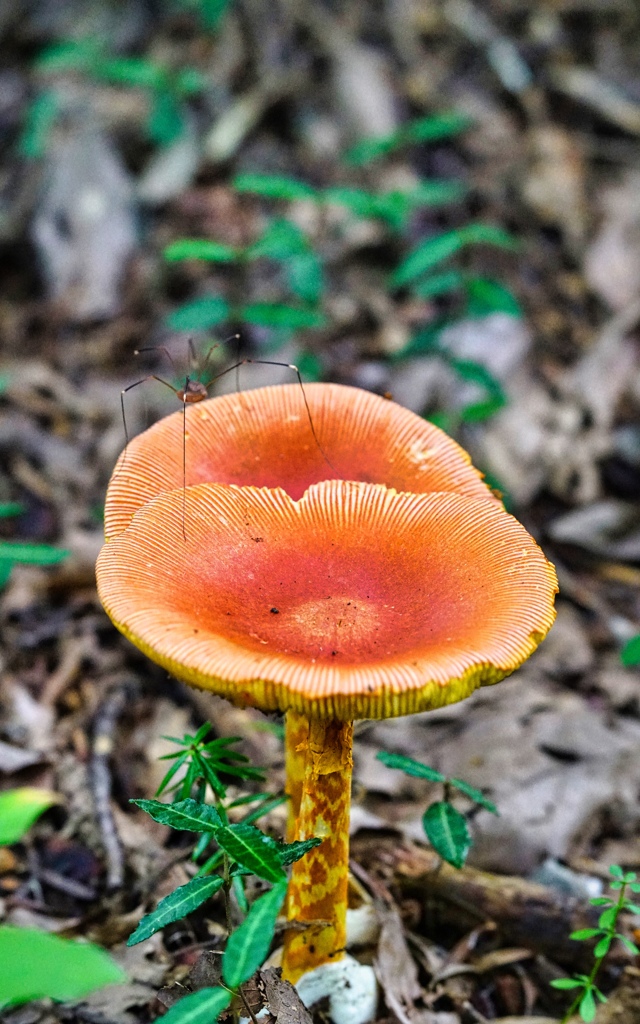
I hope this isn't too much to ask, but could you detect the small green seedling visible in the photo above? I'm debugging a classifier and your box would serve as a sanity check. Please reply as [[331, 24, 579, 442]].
[[169, 0, 233, 34], [0, 502, 69, 589], [621, 635, 640, 667], [164, 219, 327, 336], [376, 751, 498, 869], [551, 864, 640, 1023], [344, 111, 473, 167], [155, 878, 287, 1024], [128, 725, 319, 949], [22, 38, 207, 158], [0, 788, 124, 1007], [127, 726, 320, 1024]]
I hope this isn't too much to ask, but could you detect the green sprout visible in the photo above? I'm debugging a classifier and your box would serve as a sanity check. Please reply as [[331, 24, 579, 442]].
[[621, 635, 640, 667], [128, 725, 318, 950], [377, 751, 498, 869], [551, 865, 640, 1023], [21, 38, 207, 158], [0, 502, 69, 589]]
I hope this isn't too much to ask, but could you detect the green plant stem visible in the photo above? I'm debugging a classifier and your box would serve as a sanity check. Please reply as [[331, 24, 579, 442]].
[[560, 881, 629, 1024]]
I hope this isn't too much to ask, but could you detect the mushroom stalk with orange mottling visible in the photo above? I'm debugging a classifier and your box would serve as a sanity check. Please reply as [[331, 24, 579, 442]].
[[283, 714, 353, 982]]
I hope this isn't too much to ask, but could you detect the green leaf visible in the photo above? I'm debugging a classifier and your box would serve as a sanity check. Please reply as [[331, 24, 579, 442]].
[[35, 39, 100, 74], [239, 303, 325, 330], [376, 751, 445, 783], [241, 794, 288, 826], [405, 179, 468, 209], [99, 57, 166, 90], [610, 865, 624, 877], [127, 875, 224, 946], [573, 925, 602, 937], [405, 112, 474, 145], [175, 68, 207, 98], [19, 91, 59, 160], [0, 562, 13, 589], [222, 880, 287, 987], [449, 357, 506, 403], [156, 751, 189, 796], [460, 395, 506, 423], [0, 541, 69, 566], [422, 801, 471, 868], [159, 987, 231, 1024], [459, 224, 517, 249], [245, 219, 307, 260], [400, 319, 447, 357], [296, 350, 323, 382], [392, 224, 517, 289], [148, 90, 184, 147], [550, 978, 584, 990], [621, 635, 640, 667], [213, 822, 285, 882], [623, 902, 640, 915], [287, 253, 324, 305], [132, 798, 222, 833], [619, 936, 640, 954], [598, 907, 617, 929], [412, 271, 465, 299], [166, 296, 231, 332], [324, 186, 382, 219], [345, 112, 472, 166], [232, 872, 249, 913], [0, 926, 125, 1007], [465, 277, 522, 318], [233, 173, 317, 203], [594, 935, 612, 957], [449, 778, 498, 815], [197, 0, 234, 32], [0, 503, 25, 518], [344, 135, 400, 167], [277, 838, 322, 865], [164, 240, 238, 263], [0, 788, 61, 846], [579, 988, 596, 1023], [392, 230, 468, 289], [570, 928, 602, 941]]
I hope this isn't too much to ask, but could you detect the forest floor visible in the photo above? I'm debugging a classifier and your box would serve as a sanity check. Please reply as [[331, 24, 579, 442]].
[[2, 1, 640, 1022]]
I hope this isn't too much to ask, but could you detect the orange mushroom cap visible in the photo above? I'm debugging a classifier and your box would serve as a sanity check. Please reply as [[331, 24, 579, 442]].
[[105, 382, 499, 540], [97, 480, 557, 720]]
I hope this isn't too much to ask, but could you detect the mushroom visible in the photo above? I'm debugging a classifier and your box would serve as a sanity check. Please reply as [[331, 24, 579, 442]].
[[97, 383, 557, 983], [104, 382, 500, 539]]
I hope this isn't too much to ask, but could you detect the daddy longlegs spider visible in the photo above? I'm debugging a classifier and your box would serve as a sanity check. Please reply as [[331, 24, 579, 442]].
[[119, 337, 334, 540]]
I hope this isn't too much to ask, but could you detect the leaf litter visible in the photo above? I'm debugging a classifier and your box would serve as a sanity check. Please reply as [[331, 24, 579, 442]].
[[3, 2, 640, 1023]]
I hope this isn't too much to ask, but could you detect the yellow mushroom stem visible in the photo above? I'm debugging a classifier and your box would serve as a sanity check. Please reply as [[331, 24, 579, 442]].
[[282, 711, 353, 983]]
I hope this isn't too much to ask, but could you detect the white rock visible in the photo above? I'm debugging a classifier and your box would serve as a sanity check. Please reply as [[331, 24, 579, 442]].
[[295, 954, 377, 1024]]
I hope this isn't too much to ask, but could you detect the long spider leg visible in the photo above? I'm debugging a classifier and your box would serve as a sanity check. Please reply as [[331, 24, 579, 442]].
[[202, 360, 338, 476], [182, 398, 187, 542], [120, 375, 180, 448], [134, 346, 179, 376], [116, 375, 181, 481], [200, 333, 241, 379]]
